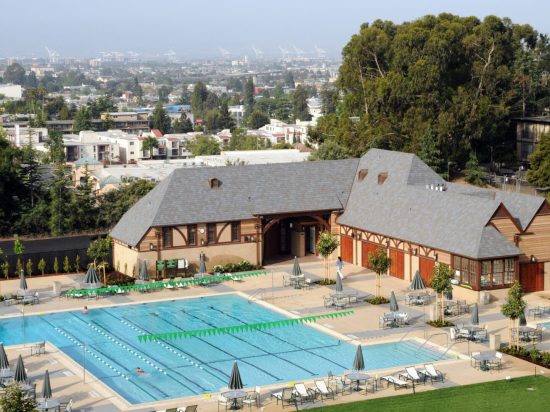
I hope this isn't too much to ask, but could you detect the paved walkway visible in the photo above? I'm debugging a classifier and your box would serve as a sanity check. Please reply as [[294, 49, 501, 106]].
[[1, 256, 550, 411]]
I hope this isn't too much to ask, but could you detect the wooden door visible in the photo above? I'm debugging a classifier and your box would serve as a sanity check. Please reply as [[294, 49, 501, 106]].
[[520, 262, 544, 293], [361, 242, 379, 269], [389, 249, 404, 279], [340, 235, 354, 263], [419, 257, 436, 286]]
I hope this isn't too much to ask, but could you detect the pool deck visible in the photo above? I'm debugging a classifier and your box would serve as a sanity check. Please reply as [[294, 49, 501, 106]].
[[1, 256, 550, 411]]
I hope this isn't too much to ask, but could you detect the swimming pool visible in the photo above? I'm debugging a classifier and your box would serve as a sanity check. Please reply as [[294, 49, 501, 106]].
[[0, 294, 450, 404]]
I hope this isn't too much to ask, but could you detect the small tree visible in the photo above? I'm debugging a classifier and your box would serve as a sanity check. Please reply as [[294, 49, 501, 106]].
[[87, 235, 112, 284], [501, 281, 527, 350], [430, 263, 453, 323], [464, 152, 487, 186], [0, 383, 38, 412], [1, 262, 8, 279], [63, 256, 70, 273], [15, 259, 23, 277], [74, 255, 81, 273], [38, 258, 46, 275], [13, 237, 24, 259], [368, 248, 391, 297], [25, 259, 33, 277], [316, 232, 339, 281], [53, 257, 59, 274]]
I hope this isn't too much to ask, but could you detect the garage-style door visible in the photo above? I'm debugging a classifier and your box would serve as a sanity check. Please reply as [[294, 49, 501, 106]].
[[520, 262, 544, 293], [389, 249, 404, 279], [419, 257, 435, 286], [340, 235, 354, 264], [361, 241, 379, 269]]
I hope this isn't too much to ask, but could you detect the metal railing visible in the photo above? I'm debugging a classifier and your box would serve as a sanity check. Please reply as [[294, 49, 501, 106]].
[[414, 332, 449, 357], [248, 288, 265, 303]]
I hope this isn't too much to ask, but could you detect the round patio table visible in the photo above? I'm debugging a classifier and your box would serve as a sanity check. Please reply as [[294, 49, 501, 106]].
[[222, 390, 248, 410], [37, 400, 60, 411], [513, 326, 536, 341], [345, 372, 370, 391], [472, 352, 496, 371]]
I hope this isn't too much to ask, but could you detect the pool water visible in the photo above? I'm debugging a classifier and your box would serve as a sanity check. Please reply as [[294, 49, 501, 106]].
[[0, 294, 449, 404]]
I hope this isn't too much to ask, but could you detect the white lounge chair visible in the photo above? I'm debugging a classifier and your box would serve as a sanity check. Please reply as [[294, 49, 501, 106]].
[[217, 394, 229, 411], [271, 387, 296, 408], [399, 367, 425, 384], [422, 363, 444, 382], [381, 375, 409, 390], [293, 383, 315, 404], [314, 379, 334, 399]]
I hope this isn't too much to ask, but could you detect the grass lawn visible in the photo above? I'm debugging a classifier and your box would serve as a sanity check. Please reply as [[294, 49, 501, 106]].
[[308, 376, 550, 412]]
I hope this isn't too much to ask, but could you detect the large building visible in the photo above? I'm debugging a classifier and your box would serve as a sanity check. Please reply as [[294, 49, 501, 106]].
[[515, 116, 550, 162], [110, 149, 550, 293]]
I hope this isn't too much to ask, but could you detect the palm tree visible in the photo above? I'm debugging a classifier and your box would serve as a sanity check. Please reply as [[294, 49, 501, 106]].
[[141, 136, 159, 159]]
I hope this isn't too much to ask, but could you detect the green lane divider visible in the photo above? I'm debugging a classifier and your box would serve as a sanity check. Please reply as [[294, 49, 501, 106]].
[[136, 311, 354, 343]]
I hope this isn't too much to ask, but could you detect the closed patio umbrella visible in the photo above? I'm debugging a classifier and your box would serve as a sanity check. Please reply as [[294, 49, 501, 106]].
[[519, 311, 527, 326], [335, 271, 343, 292], [445, 287, 453, 301], [83, 265, 100, 285], [228, 361, 243, 390], [19, 269, 28, 291], [291, 256, 302, 276], [14, 355, 27, 383], [198, 253, 207, 276], [410, 271, 425, 290], [471, 303, 479, 325], [139, 260, 149, 281], [0, 344, 9, 369], [41, 369, 52, 400], [352, 345, 365, 371], [390, 291, 399, 312]]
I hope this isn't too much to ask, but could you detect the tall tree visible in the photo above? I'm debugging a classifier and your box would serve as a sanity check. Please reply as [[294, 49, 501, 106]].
[[0, 129, 25, 235], [4, 63, 26, 85], [418, 127, 446, 177], [284, 71, 295, 88], [292, 85, 311, 122], [150, 103, 172, 134], [320, 15, 550, 167], [218, 101, 235, 130], [173, 113, 194, 133], [45, 130, 65, 164], [526, 134, 550, 188], [247, 110, 269, 129], [72, 165, 97, 231], [49, 163, 74, 236], [501, 281, 527, 349], [243, 77, 255, 114], [320, 86, 338, 115], [73, 106, 92, 133], [191, 81, 208, 118]]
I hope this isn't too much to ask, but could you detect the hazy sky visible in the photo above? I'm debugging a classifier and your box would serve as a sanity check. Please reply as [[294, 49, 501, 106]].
[[3, 0, 550, 58]]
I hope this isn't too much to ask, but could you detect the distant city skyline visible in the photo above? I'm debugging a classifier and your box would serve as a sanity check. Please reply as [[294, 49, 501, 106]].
[[3, 0, 550, 59]]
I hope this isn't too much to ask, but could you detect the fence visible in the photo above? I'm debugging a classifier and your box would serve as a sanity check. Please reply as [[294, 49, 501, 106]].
[[0, 234, 111, 278]]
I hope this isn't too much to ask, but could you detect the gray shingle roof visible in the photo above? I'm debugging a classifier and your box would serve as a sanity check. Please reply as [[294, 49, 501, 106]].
[[111, 159, 359, 246], [337, 149, 523, 259]]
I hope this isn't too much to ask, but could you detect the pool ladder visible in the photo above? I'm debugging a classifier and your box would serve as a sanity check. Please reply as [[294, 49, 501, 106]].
[[248, 288, 265, 303], [414, 332, 449, 357]]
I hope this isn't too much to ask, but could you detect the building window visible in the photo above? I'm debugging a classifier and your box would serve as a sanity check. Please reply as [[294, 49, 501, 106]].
[[162, 227, 172, 248], [481, 261, 491, 288], [130, 141, 134, 145], [188, 224, 197, 246], [231, 222, 240, 242], [504, 258, 515, 284], [207, 223, 216, 244], [453, 256, 479, 289], [492, 259, 504, 286]]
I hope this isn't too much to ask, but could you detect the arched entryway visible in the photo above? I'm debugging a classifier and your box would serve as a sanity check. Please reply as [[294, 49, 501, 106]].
[[262, 214, 330, 263]]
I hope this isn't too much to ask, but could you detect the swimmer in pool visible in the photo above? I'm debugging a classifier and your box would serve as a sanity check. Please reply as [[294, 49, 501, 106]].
[[135, 367, 145, 375]]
